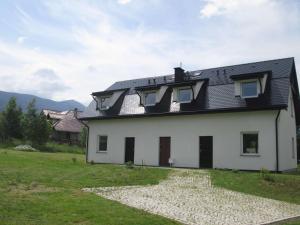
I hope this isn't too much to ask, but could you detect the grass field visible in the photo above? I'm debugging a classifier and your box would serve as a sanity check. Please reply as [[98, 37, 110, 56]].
[[0, 139, 85, 154], [210, 167, 300, 205], [1, 148, 299, 225], [0, 149, 178, 225], [210, 168, 300, 225]]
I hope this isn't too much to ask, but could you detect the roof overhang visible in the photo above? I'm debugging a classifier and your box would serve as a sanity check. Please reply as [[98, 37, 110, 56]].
[[92, 88, 129, 96], [79, 104, 287, 121]]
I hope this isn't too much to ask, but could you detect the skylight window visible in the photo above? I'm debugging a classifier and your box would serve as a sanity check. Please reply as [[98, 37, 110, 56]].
[[241, 81, 258, 98], [178, 88, 192, 103], [144, 92, 156, 106]]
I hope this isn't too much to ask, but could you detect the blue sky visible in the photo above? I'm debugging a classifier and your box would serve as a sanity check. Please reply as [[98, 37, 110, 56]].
[[0, 0, 299, 105]]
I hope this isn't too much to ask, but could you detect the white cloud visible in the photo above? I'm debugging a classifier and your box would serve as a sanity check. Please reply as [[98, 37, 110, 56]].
[[0, 0, 299, 105], [17, 36, 27, 44], [117, 0, 132, 5], [200, 0, 268, 18]]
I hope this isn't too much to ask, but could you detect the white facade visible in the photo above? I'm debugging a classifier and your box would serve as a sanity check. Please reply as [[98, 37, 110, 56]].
[[87, 91, 297, 171], [278, 88, 298, 171]]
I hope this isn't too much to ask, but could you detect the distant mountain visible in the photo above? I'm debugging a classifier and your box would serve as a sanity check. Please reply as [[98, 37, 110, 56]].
[[0, 91, 85, 112]]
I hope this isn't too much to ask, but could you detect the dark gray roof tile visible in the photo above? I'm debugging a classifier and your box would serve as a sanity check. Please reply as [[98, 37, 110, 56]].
[[79, 58, 297, 120]]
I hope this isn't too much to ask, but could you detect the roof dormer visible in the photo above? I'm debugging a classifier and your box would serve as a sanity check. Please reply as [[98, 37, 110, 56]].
[[92, 89, 128, 111], [231, 71, 270, 98], [135, 85, 169, 107], [170, 80, 206, 103]]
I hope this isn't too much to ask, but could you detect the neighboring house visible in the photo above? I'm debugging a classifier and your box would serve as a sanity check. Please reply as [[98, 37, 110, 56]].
[[43, 109, 84, 144], [79, 58, 299, 171]]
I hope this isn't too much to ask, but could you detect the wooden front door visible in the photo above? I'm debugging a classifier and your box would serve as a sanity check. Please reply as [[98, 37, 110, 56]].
[[199, 136, 213, 168], [125, 137, 135, 163], [159, 137, 171, 166]]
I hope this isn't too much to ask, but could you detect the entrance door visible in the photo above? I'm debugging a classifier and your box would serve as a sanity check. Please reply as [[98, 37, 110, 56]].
[[159, 137, 171, 166], [199, 136, 213, 168], [125, 137, 135, 163]]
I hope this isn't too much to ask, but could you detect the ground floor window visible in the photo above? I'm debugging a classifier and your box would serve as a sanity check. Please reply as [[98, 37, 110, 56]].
[[98, 135, 108, 152], [242, 132, 258, 154]]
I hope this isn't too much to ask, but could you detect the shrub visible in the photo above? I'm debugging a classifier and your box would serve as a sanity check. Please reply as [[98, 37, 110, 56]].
[[90, 160, 95, 165], [79, 127, 88, 147], [125, 161, 134, 169], [72, 157, 77, 163], [39, 142, 84, 154], [260, 168, 275, 182]]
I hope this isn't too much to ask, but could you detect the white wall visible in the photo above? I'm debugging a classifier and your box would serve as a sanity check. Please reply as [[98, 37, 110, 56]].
[[278, 88, 298, 171], [86, 110, 289, 171]]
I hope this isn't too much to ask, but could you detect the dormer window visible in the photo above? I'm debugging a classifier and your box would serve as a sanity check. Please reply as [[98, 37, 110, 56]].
[[178, 88, 192, 103], [99, 96, 111, 110], [241, 81, 258, 98], [231, 72, 270, 98], [144, 92, 156, 106]]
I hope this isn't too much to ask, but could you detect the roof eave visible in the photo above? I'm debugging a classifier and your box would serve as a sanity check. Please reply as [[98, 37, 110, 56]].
[[92, 88, 129, 96], [79, 104, 287, 121]]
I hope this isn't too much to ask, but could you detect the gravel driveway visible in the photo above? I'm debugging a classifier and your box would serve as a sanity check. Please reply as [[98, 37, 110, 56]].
[[83, 169, 300, 225]]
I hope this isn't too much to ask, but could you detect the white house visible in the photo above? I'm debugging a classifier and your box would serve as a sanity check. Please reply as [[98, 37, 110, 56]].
[[80, 58, 299, 171]]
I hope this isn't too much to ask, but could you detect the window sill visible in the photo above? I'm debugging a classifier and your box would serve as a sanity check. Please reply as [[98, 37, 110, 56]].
[[144, 104, 156, 107], [240, 153, 260, 157], [178, 100, 192, 104], [241, 95, 259, 99], [96, 151, 107, 153]]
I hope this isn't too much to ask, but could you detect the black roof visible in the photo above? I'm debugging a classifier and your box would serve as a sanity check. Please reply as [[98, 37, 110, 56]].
[[80, 57, 299, 121]]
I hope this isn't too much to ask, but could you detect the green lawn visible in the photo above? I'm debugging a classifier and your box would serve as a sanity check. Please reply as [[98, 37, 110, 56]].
[[0, 149, 178, 225], [210, 168, 300, 225], [41, 141, 85, 154], [210, 167, 300, 205], [1, 149, 299, 225]]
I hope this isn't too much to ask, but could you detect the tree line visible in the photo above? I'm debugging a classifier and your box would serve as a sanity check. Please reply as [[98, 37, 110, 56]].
[[0, 97, 51, 146]]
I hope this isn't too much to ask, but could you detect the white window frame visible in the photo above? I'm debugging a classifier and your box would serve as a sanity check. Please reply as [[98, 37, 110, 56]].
[[177, 87, 193, 103], [97, 135, 108, 153], [240, 131, 260, 156], [144, 91, 157, 106], [240, 80, 258, 98], [99, 96, 111, 110]]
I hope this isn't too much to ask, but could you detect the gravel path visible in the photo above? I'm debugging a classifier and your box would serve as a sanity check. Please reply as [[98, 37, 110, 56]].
[[83, 169, 300, 225]]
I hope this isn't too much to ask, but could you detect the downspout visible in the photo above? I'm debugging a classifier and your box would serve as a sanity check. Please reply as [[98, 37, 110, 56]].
[[275, 110, 281, 172], [83, 122, 90, 164]]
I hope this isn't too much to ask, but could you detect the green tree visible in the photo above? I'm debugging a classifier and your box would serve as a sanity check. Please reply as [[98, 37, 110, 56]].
[[0, 113, 4, 142], [1, 97, 23, 140], [22, 99, 51, 146], [79, 127, 88, 147]]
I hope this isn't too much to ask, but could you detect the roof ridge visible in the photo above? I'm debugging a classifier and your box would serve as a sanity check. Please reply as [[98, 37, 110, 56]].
[[190, 57, 294, 73], [113, 74, 173, 84], [109, 57, 294, 85]]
